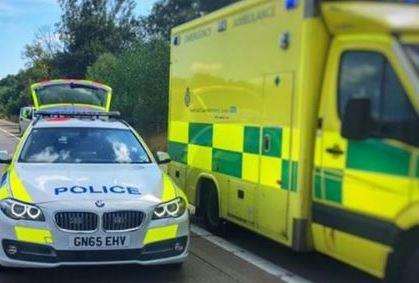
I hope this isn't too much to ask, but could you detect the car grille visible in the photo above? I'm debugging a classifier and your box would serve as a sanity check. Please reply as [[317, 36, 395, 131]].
[[55, 212, 98, 232], [103, 211, 144, 231]]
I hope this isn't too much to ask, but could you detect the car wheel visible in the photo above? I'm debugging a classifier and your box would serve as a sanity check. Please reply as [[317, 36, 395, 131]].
[[203, 186, 222, 233]]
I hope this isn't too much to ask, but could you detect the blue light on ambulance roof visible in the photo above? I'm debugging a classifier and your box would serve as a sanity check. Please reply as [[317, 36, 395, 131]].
[[286, 0, 298, 10]]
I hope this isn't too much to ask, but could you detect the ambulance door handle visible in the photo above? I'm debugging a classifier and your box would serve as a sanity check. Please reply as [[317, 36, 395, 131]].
[[326, 145, 344, 156], [263, 135, 271, 153]]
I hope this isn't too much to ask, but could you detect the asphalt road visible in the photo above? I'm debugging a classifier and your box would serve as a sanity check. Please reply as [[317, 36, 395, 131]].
[[0, 120, 381, 283]]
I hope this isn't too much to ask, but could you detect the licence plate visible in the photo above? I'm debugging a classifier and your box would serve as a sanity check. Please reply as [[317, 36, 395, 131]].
[[69, 235, 130, 249]]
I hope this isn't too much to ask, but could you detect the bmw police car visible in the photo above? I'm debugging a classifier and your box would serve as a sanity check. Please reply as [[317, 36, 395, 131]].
[[0, 80, 189, 268]]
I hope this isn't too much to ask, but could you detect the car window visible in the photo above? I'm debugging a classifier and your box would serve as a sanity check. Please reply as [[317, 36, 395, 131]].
[[35, 84, 108, 108], [19, 127, 151, 164]]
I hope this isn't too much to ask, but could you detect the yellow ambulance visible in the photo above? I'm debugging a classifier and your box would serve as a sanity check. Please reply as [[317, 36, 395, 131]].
[[167, 0, 419, 281]]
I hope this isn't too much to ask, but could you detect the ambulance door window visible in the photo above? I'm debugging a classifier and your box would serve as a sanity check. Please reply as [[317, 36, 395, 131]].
[[338, 51, 417, 142], [338, 51, 384, 121]]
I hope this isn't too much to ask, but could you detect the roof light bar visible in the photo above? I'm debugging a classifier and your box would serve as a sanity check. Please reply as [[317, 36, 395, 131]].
[[34, 110, 121, 119]]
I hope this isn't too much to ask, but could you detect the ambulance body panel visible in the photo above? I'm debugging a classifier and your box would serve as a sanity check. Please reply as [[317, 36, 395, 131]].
[[168, 0, 419, 279]]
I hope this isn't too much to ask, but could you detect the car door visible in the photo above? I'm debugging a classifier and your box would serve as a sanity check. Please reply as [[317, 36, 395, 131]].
[[313, 36, 418, 275]]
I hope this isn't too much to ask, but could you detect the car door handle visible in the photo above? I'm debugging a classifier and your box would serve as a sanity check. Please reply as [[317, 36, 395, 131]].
[[326, 145, 344, 156]]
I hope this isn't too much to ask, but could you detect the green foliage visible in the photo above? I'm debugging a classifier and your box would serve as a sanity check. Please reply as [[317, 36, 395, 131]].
[[87, 39, 170, 136], [197, 0, 237, 13], [141, 0, 237, 39], [0, 67, 46, 119], [56, 0, 140, 78], [86, 53, 118, 81], [141, 0, 198, 40]]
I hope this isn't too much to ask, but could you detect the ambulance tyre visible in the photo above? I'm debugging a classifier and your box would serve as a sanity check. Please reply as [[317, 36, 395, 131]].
[[386, 229, 419, 283], [202, 182, 222, 233], [401, 248, 419, 283]]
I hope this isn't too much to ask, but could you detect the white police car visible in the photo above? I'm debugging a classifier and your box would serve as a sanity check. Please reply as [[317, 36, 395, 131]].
[[0, 80, 189, 268]]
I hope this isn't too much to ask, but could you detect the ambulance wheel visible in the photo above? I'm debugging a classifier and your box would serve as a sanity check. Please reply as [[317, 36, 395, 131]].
[[203, 185, 222, 233], [401, 248, 419, 283]]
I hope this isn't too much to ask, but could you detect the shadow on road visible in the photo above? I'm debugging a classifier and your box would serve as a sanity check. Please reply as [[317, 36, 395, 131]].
[[0, 261, 216, 283], [209, 221, 381, 283]]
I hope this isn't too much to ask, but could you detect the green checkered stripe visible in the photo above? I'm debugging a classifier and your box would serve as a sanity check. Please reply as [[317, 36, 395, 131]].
[[168, 122, 298, 191], [313, 139, 415, 204]]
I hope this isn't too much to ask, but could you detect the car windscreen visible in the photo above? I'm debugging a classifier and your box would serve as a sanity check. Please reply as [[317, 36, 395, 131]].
[[19, 128, 151, 164], [34, 84, 108, 108]]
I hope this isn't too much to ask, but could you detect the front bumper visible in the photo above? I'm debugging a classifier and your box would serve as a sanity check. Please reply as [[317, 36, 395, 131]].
[[1, 237, 188, 267], [0, 201, 190, 268]]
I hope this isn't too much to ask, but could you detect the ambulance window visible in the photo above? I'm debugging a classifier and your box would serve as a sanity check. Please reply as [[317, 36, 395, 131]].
[[338, 51, 384, 120], [338, 51, 416, 122], [381, 62, 416, 122]]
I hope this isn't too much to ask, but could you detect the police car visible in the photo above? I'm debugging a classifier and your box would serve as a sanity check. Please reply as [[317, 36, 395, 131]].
[[0, 80, 189, 268]]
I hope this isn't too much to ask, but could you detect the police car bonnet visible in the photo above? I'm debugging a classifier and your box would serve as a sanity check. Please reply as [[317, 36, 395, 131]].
[[12, 163, 164, 203]]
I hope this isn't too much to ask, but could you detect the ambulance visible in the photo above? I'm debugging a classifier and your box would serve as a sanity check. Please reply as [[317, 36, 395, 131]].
[[166, 0, 419, 281], [0, 80, 189, 268]]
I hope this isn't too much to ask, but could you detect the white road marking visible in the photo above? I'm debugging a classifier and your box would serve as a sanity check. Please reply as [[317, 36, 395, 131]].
[[191, 224, 312, 283], [0, 126, 19, 140]]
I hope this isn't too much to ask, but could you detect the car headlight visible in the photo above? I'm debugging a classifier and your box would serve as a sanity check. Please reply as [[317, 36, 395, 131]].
[[152, 197, 187, 220], [0, 199, 45, 221]]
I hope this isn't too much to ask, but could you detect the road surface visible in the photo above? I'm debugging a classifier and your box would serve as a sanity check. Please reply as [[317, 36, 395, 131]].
[[0, 119, 380, 283]]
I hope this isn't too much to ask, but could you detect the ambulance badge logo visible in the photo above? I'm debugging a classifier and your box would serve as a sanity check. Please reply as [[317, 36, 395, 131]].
[[184, 87, 191, 107]]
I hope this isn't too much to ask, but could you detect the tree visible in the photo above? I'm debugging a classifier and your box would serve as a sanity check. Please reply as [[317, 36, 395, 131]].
[[141, 0, 198, 40], [0, 67, 46, 119], [86, 53, 118, 84], [22, 26, 63, 79], [87, 39, 170, 137], [197, 0, 236, 13], [56, 0, 140, 78], [142, 0, 236, 39]]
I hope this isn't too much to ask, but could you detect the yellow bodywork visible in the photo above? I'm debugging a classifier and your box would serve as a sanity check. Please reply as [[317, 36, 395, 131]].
[[143, 225, 179, 245], [15, 226, 53, 245], [168, 0, 419, 279]]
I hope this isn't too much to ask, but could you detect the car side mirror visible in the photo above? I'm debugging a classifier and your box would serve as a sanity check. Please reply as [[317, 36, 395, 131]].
[[156, 151, 171, 165], [341, 98, 372, 140], [0, 150, 12, 164]]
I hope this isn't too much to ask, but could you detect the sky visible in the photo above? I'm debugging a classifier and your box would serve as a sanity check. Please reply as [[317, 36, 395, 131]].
[[0, 0, 158, 79]]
